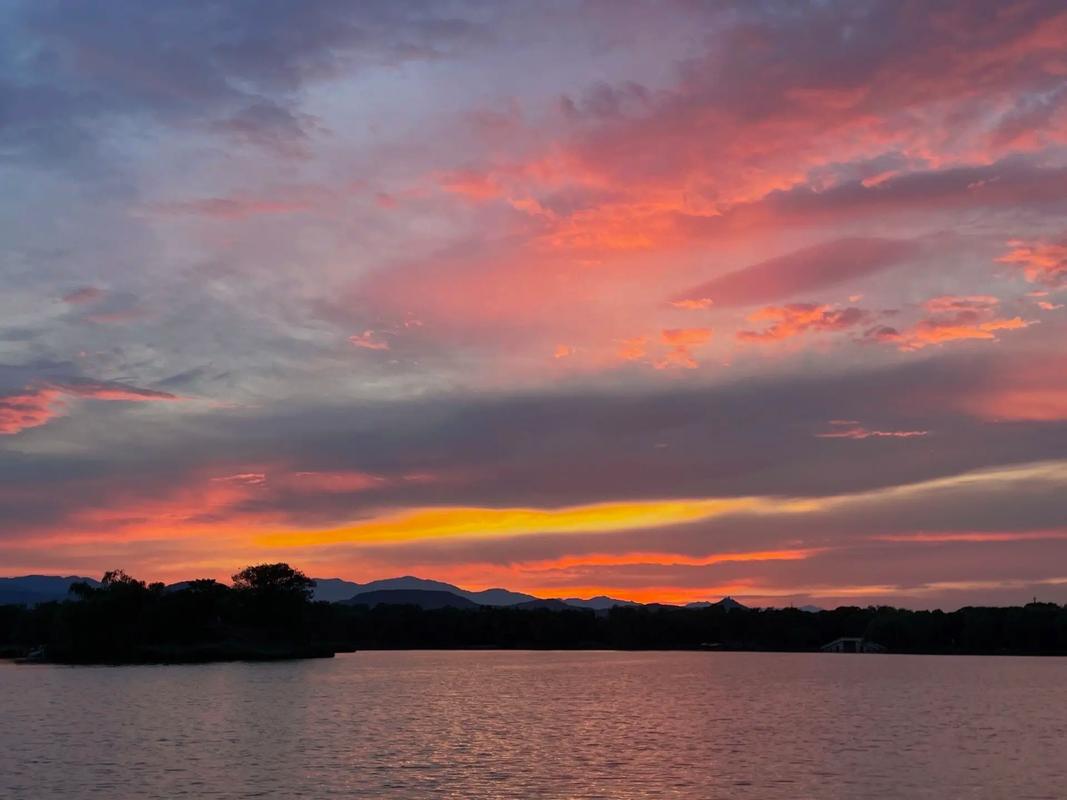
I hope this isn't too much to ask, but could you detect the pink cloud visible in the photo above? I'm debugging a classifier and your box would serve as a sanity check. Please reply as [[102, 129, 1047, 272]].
[[349, 330, 390, 351], [674, 238, 918, 309], [952, 356, 1067, 422], [816, 421, 930, 440], [923, 295, 1001, 313], [997, 238, 1067, 288], [85, 306, 150, 325], [437, 169, 502, 201], [62, 287, 104, 305], [0, 381, 179, 435], [0, 388, 65, 435]]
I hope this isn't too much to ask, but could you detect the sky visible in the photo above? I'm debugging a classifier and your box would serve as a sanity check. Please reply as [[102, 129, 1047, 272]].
[[1, 0, 1066, 609]]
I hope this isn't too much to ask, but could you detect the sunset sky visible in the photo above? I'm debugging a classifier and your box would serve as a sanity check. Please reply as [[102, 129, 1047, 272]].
[[2, 0, 1066, 608]]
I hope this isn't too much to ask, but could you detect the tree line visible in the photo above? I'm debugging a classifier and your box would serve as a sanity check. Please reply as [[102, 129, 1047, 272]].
[[2, 564, 1066, 662]]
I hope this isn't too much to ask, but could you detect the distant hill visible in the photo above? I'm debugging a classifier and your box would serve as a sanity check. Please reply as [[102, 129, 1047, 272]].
[[469, 587, 539, 605], [512, 598, 575, 611], [342, 589, 480, 610], [312, 575, 536, 606], [4, 573, 641, 611], [0, 575, 100, 606], [564, 595, 639, 610], [686, 596, 750, 611], [714, 596, 748, 611], [311, 578, 364, 603]]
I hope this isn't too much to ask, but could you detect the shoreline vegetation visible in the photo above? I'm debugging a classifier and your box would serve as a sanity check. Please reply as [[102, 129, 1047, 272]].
[[3, 564, 1067, 664]]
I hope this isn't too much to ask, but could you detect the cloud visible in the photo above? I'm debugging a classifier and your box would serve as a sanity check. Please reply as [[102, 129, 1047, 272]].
[[863, 295, 1034, 351], [951, 356, 1067, 422], [437, 169, 503, 201], [656, 328, 712, 369], [4, 1, 1067, 604], [893, 316, 1031, 350], [674, 238, 919, 309], [0, 380, 179, 435], [2, 0, 490, 165], [61, 287, 104, 304], [997, 238, 1067, 288], [150, 194, 320, 220], [669, 298, 713, 310], [660, 328, 712, 348], [349, 330, 390, 351], [616, 337, 648, 361], [54, 380, 179, 402], [738, 304, 874, 342], [0, 388, 65, 435], [922, 295, 1001, 313], [815, 421, 930, 440]]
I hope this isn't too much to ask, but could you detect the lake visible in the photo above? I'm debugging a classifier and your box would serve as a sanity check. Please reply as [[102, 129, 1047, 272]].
[[2, 651, 1065, 798]]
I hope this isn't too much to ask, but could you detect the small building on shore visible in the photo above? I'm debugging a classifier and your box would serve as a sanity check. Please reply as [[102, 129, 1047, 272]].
[[821, 637, 886, 653]]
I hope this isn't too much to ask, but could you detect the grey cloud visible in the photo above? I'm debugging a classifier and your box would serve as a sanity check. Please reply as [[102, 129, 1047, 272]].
[[2, 346, 1064, 539], [1, 0, 492, 166]]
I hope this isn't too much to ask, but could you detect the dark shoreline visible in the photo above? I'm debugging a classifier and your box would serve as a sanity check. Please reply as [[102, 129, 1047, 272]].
[[6, 567, 1066, 665], [6, 643, 1067, 665]]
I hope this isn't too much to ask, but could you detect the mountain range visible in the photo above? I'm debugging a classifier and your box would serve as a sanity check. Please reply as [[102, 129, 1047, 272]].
[[0, 574, 747, 612], [313, 575, 649, 610], [0, 575, 100, 606]]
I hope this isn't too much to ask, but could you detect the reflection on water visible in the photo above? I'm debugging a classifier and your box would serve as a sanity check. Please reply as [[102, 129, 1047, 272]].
[[3, 651, 1066, 799]]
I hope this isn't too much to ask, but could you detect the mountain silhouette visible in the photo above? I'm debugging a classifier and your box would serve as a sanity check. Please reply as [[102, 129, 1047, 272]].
[[512, 598, 575, 611], [0, 575, 101, 606], [564, 595, 639, 610], [313, 575, 536, 605], [342, 589, 480, 609], [3, 573, 754, 612]]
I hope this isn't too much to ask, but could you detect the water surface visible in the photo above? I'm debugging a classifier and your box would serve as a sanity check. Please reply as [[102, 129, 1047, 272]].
[[2, 651, 1065, 798]]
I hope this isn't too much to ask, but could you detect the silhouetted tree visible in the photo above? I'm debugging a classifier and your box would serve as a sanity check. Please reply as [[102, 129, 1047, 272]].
[[232, 563, 315, 600]]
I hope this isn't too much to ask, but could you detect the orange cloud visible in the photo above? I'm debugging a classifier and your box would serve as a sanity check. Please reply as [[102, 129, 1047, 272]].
[[997, 238, 1067, 288], [656, 327, 712, 369], [738, 304, 872, 342], [661, 328, 713, 348], [867, 295, 1033, 351], [257, 495, 822, 549], [897, 315, 1030, 349], [617, 336, 648, 361], [670, 298, 713, 310]]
